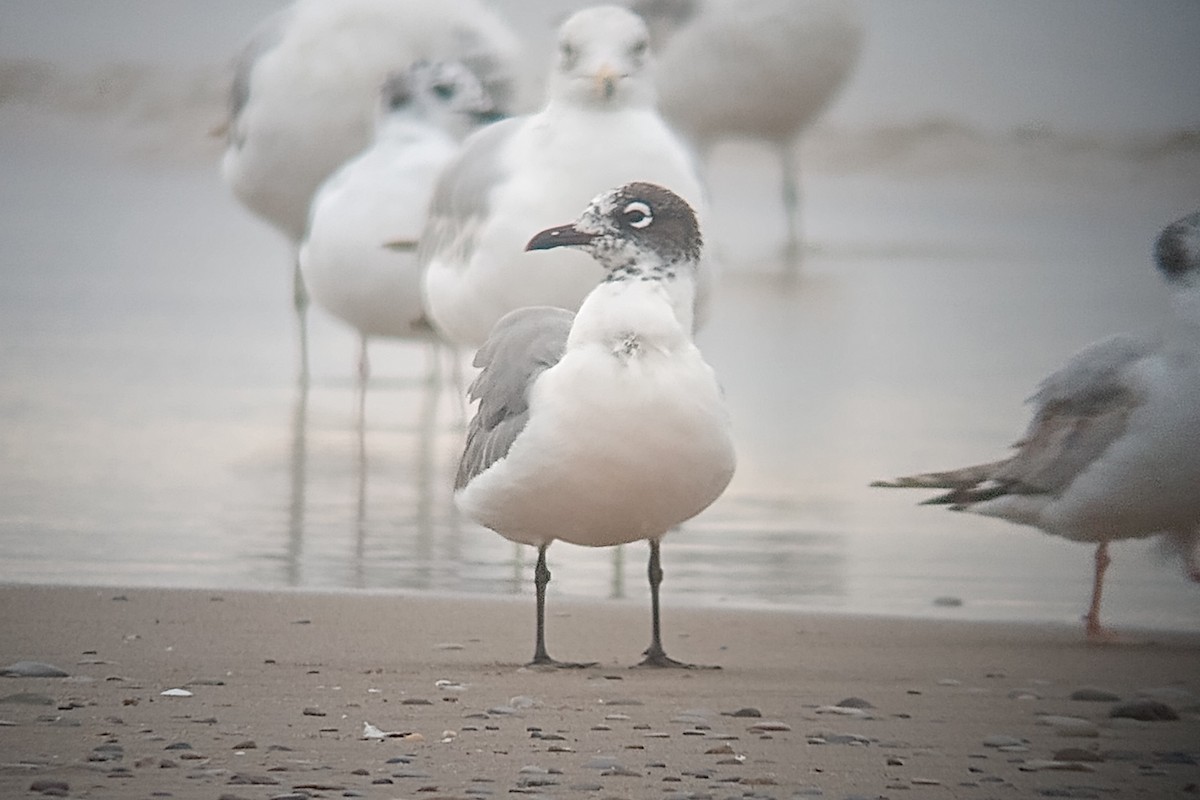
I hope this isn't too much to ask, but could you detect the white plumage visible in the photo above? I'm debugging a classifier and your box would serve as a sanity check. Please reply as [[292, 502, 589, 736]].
[[455, 182, 735, 667], [299, 60, 497, 380], [633, 0, 864, 259], [419, 4, 713, 348], [220, 0, 520, 375]]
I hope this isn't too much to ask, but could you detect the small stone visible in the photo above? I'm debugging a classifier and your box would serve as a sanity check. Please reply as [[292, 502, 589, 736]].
[[164, 742, 192, 750], [912, 777, 941, 785], [1070, 687, 1121, 702], [982, 734, 1025, 748], [747, 720, 791, 732], [2, 661, 69, 678], [836, 697, 875, 709], [227, 774, 281, 785], [887, 757, 905, 766], [1110, 699, 1179, 721], [159, 688, 193, 697], [401, 698, 433, 705], [233, 740, 257, 749], [724, 707, 762, 717], [1008, 689, 1042, 700], [1019, 760, 1097, 773], [302, 707, 326, 717], [933, 596, 963, 607], [816, 705, 868, 717], [29, 780, 70, 796]]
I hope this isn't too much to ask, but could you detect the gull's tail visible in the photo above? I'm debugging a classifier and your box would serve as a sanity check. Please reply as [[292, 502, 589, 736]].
[[870, 459, 1013, 509]]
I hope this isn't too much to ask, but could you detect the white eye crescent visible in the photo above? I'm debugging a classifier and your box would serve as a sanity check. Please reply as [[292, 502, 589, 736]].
[[623, 201, 653, 229]]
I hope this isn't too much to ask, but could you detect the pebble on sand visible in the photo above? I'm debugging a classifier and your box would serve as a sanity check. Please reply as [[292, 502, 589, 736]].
[[1109, 699, 1180, 721], [2, 661, 69, 678]]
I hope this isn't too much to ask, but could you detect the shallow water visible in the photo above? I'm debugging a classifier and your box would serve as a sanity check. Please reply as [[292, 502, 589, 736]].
[[1, 1, 1199, 634]]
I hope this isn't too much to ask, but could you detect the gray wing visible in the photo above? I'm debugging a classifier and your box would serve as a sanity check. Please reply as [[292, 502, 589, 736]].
[[873, 333, 1152, 505], [228, 5, 294, 130], [417, 116, 521, 270], [455, 306, 575, 490]]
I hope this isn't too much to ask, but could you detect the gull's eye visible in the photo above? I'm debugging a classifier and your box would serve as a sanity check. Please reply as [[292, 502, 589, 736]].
[[623, 201, 653, 229], [432, 82, 457, 101], [559, 41, 578, 70], [629, 38, 648, 62]]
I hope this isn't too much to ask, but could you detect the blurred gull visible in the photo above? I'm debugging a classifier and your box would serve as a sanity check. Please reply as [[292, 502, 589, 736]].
[[873, 211, 1200, 642], [220, 0, 520, 377], [632, 0, 863, 264], [299, 60, 498, 387], [456, 182, 735, 667], [419, 4, 713, 348]]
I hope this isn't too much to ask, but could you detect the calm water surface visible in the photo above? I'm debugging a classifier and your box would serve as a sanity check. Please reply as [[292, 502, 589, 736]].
[[1, 2, 1199, 634]]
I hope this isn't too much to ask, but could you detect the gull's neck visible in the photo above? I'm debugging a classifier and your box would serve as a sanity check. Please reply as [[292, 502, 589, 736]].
[[375, 112, 455, 144], [567, 258, 697, 354]]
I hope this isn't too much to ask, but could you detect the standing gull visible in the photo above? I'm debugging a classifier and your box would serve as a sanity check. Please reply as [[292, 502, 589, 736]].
[[299, 60, 498, 386], [420, 4, 713, 349], [633, 0, 863, 263], [456, 182, 736, 667], [873, 211, 1200, 642], [220, 0, 520, 376]]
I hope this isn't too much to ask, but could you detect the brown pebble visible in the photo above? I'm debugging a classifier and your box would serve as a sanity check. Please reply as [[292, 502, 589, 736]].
[[725, 707, 762, 717], [29, 780, 70, 795]]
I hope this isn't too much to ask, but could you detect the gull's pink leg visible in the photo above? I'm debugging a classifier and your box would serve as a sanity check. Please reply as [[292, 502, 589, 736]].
[[1084, 541, 1118, 644]]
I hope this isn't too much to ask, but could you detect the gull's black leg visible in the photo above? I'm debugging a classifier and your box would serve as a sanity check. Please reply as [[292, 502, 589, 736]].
[[634, 539, 719, 669], [528, 544, 594, 669]]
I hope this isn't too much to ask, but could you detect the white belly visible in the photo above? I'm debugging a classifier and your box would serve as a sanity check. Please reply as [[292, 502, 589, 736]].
[[457, 343, 736, 548]]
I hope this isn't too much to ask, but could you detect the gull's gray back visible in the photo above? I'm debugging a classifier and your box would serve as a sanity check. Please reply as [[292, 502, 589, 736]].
[[456, 306, 575, 489], [418, 116, 519, 270], [228, 5, 295, 127], [996, 333, 1152, 496]]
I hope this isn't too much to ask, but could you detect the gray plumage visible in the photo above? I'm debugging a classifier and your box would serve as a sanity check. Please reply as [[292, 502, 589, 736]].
[[456, 306, 575, 489], [418, 116, 519, 269], [1156, 210, 1200, 283], [227, 5, 294, 133], [873, 333, 1150, 506]]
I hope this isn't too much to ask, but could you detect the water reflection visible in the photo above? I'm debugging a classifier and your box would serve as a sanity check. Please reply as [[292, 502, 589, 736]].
[[265, 345, 851, 611]]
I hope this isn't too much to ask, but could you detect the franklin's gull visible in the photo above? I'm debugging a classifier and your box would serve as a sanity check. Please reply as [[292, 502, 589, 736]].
[[456, 182, 736, 667]]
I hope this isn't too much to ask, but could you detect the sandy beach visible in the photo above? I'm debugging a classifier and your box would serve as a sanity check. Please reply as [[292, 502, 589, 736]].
[[1, 585, 1198, 799]]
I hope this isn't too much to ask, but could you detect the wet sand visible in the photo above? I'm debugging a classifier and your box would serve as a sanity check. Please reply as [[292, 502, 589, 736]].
[[1, 584, 1198, 799]]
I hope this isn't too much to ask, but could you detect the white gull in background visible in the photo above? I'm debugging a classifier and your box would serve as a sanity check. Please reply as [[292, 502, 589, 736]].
[[419, 4, 713, 348], [299, 60, 498, 386], [874, 210, 1200, 642], [632, 0, 863, 263], [220, 0, 520, 375], [456, 182, 735, 667]]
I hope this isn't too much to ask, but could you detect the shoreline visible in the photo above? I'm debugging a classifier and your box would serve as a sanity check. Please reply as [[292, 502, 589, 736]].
[[2, 584, 1198, 799]]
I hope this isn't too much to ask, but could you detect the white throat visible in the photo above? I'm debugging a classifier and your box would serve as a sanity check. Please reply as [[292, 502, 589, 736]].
[[567, 269, 697, 355]]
